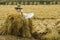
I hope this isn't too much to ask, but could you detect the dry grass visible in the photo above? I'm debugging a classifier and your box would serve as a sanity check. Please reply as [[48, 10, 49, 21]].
[[4, 13, 25, 35], [0, 5, 60, 18], [0, 5, 60, 40]]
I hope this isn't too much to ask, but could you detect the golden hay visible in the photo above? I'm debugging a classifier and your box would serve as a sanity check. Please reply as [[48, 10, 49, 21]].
[[3, 13, 33, 37], [31, 19, 60, 40], [4, 13, 25, 35]]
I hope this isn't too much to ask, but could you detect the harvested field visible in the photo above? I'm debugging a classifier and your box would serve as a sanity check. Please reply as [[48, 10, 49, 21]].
[[0, 5, 60, 18], [0, 5, 60, 40]]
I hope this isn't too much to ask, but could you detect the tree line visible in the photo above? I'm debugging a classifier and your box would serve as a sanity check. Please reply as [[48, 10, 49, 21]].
[[0, 1, 60, 5]]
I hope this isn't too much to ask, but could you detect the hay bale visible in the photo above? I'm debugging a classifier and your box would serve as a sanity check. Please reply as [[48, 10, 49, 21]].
[[3, 13, 33, 37], [4, 13, 25, 36], [22, 18, 33, 37]]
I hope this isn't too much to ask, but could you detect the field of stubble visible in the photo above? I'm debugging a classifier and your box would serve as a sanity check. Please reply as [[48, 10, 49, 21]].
[[0, 5, 60, 40]]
